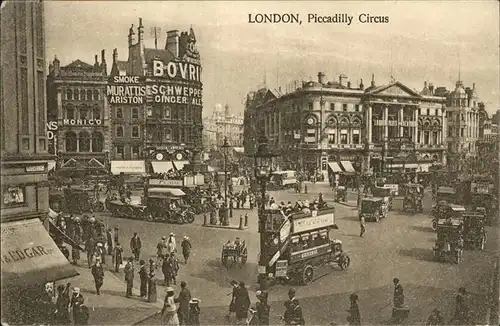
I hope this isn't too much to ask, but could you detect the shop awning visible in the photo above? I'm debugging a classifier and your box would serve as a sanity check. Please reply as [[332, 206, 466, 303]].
[[328, 162, 342, 173], [173, 161, 189, 171], [1, 219, 79, 289], [148, 187, 186, 196], [151, 161, 174, 174], [340, 161, 355, 173], [111, 160, 145, 175]]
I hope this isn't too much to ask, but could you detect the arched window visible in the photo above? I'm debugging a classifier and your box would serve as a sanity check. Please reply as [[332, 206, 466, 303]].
[[93, 90, 99, 101], [116, 126, 124, 138], [87, 90, 92, 101], [74, 89, 80, 101], [66, 104, 75, 119], [65, 131, 77, 152], [78, 131, 90, 152], [92, 107, 101, 120], [91, 132, 103, 152], [66, 89, 73, 100], [79, 106, 88, 119]]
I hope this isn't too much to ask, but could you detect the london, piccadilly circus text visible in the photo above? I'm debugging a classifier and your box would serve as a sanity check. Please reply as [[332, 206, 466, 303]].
[[248, 13, 390, 25]]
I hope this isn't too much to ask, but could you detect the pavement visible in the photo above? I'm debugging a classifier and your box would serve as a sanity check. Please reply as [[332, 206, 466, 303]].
[[68, 182, 498, 325]]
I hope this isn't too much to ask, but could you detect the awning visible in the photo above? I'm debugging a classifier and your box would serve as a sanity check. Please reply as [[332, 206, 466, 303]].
[[328, 162, 342, 173], [148, 187, 186, 196], [1, 219, 79, 289], [111, 160, 145, 175], [173, 161, 189, 171], [49, 220, 85, 251], [151, 161, 174, 173], [340, 161, 355, 173]]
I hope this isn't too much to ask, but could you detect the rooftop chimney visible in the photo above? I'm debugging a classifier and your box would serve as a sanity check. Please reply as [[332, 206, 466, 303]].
[[318, 72, 325, 84], [428, 83, 434, 95], [347, 81, 351, 88], [339, 74, 348, 87], [359, 78, 364, 90], [166, 30, 180, 57]]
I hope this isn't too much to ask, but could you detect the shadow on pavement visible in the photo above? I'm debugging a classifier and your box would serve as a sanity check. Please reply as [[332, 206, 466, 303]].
[[410, 225, 434, 233], [191, 259, 259, 289], [398, 248, 435, 262]]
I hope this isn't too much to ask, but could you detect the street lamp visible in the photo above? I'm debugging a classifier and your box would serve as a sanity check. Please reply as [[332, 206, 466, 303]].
[[253, 137, 277, 290], [221, 137, 231, 225]]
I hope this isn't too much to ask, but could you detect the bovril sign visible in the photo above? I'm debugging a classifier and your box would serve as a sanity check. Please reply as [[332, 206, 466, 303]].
[[152, 60, 202, 82]]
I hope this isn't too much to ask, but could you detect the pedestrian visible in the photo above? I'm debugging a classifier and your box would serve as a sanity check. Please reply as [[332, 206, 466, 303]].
[[112, 242, 124, 273], [426, 308, 444, 325], [113, 226, 119, 244], [255, 290, 270, 326], [139, 259, 148, 299], [167, 233, 177, 254], [170, 252, 180, 285], [161, 287, 180, 326], [91, 257, 104, 295], [71, 244, 80, 265], [283, 288, 305, 326], [95, 242, 106, 265], [304, 184, 308, 194], [450, 287, 469, 325], [226, 280, 238, 320], [234, 281, 251, 323], [55, 283, 71, 325], [106, 228, 113, 255], [124, 257, 135, 298], [148, 259, 158, 303], [181, 236, 192, 264], [70, 287, 84, 323], [130, 232, 141, 261], [393, 278, 404, 308], [175, 281, 192, 325], [346, 293, 361, 326], [360, 215, 366, 237], [73, 298, 89, 325], [85, 237, 95, 268], [157, 236, 168, 266], [187, 298, 201, 326]]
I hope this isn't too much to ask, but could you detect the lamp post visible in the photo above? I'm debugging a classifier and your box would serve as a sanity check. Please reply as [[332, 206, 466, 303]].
[[221, 137, 231, 225], [253, 137, 277, 290]]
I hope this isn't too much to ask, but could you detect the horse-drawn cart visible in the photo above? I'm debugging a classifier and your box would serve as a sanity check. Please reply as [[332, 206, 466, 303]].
[[221, 238, 247, 268]]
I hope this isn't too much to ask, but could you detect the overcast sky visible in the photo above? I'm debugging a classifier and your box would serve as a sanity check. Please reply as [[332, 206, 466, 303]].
[[45, 1, 499, 116]]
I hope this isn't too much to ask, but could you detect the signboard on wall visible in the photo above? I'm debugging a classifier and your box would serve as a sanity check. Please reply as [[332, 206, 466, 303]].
[[107, 76, 146, 104], [292, 213, 335, 234]]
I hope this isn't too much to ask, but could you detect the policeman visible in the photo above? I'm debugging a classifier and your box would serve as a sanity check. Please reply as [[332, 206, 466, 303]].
[[283, 288, 304, 326]]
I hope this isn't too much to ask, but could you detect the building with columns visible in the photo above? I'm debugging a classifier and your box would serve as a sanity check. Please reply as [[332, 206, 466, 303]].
[[245, 72, 447, 179], [211, 103, 244, 149], [46, 53, 110, 176]]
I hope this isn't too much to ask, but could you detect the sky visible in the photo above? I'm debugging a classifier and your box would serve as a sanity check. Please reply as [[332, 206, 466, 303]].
[[44, 1, 500, 117]]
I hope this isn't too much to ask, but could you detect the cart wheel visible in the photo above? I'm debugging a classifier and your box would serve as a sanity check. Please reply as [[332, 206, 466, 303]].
[[338, 254, 350, 270], [186, 212, 195, 224], [301, 265, 314, 285], [431, 220, 438, 231]]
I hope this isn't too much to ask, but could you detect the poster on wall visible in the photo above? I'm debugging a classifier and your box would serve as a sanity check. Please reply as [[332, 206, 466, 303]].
[[3, 187, 25, 206]]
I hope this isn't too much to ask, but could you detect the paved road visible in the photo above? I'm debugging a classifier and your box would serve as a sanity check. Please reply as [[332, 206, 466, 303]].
[[92, 183, 498, 325]]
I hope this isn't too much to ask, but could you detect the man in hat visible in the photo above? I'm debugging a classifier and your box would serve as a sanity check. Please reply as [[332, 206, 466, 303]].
[[113, 226, 119, 244], [130, 233, 142, 261], [393, 278, 404, 308], [95, 242, 106, 265], [255, 290, 270, 325], [85, 237, 95, 268], [91, 256, 104, 295], [106, 228, 113, 255], [283, 288, 304, 326], [187, 298, 201, 325], [124, 257, 135, 298], [70, 287, 85, 322], [175, 281, 192, 325], [346, 293, 361, 325], [234, 281, 251, 323], [167, 233, 177, 254], [157, 236, 168, 266], [181, 236, 192, 264], [138, 260, 148, 299]]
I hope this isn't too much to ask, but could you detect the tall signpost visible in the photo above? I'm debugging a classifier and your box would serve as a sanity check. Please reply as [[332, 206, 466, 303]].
[[221, 137, 231, 225]]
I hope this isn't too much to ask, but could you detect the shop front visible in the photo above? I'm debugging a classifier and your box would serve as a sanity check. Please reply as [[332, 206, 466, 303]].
[[1, 218, 79, 325]]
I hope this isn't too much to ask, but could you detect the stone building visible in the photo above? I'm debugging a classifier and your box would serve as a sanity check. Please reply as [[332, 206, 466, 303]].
[[244, 72, 447, 179], [46, 52, 110, 176], [211, 104, 244, 149]]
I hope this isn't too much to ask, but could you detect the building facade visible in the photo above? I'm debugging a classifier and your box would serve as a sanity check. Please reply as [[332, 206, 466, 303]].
[[245, 72, 447, 178], [107, 18, 203, 174], [477, 106, 499, 174], [46, 54, 110, 176], [209, 103, 244, 148]]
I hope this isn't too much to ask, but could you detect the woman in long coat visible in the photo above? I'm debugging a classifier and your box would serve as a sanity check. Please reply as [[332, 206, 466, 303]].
[[148, 259, 157, 303], [161, 287, 179, 326]]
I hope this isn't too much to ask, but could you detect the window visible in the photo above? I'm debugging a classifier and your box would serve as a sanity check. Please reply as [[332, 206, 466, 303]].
[[354, 104, 360, 112], [308, 102, 313, 110], [340, 130, 348, 144], [78, 131, 90, 152], [74, 89, 80, 101], [79, 106, 88, 119], [116, 145, 125, 159], [163, 128, 172, 141], [132, 146, 141, 159], [460, 128, 464, 137], [132, 126, 140, 138], [342, 104, 348, 112], [91, 132, 103, 152], [116, 108, 123, 119], [3, 187, 26, 207], [426, 109, 430, 116], [327, 133, 336, 144], [66, 89, 73, 100], [330, 103, 335, 110], [87, 90, 92, 101], [132, 108, 139, 119], [432, 131, 438, 145], [91, 107, 100, 120], [424, 131, 430, 144], [352, 130, 360, 144], [66, 105, 75, 119], [93, 90, 99, 101], [116, 126, 124, 138], [65, 131, 77, 152]]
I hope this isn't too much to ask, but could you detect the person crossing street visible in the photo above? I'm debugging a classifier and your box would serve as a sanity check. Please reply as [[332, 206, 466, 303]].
[[90, 257, 104, 295], [130, 233, 142, 262], [181, 236, 192, 264], [124, 257, 135, 298]]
